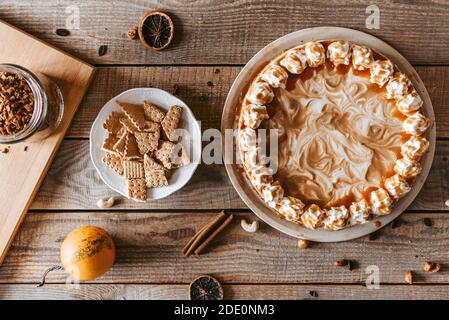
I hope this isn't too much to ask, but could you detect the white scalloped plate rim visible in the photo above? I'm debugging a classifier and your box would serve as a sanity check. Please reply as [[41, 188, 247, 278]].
[[90, 88, 202, 201], [222, 27, 436, 242]]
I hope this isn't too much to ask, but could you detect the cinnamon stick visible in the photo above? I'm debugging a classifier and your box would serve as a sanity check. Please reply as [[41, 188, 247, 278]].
[[194, 213, 234, 255], [183, 211, 227, 256], [182, 223, 207, 255]]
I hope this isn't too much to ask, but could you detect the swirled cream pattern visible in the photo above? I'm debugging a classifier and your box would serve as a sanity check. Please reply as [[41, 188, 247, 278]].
[[264, 66, 403, 207], [237, 40, 431, 230]]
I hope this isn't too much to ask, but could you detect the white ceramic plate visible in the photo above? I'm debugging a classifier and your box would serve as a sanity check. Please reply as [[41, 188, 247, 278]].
[[222, 27, 436, 242], [90, 88, 202, 201]]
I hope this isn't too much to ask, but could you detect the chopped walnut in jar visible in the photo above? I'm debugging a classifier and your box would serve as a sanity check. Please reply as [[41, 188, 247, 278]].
[[0, 72, 34, 135]]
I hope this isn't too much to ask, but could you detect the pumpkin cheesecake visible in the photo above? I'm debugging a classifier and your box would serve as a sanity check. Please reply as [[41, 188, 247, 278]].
[[237, 40, 431, 231]]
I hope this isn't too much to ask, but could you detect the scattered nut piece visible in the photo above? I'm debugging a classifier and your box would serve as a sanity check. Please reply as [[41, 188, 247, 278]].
[[424, 261, 442, 273], [240, 219, 259, 233], [334, 259, 348, 267], [374, 220, 381, 228], [423, 261, 433, 272], [297, 239, 309, 249], [127, 28, 137, 40], [405, 271, 413, 284], [97, 196, 115, 209], [2, 148, 9, 154], [0, 72, 34, 135], [431, 263, 442, 273], [24, 146, 28, 151]]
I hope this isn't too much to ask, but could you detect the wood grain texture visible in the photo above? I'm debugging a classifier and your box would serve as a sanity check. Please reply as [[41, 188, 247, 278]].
[[67, 66, 449, 138], [30, 140, 241, 210], [2, 211, 449, 284], [0, 21, 95, 264], [2, 0, 449, 65], [27, 139, 449, 211], [1, 284, 448, 300], [68, 66, 239, 138]]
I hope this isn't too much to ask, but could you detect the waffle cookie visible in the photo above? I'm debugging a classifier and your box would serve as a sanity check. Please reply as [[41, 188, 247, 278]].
[[161, 105, 182, 141]]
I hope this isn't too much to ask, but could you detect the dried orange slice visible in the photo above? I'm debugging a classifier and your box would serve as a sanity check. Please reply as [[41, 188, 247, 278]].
[[138, 10, 174, 51], [189, 275, 224, 300]]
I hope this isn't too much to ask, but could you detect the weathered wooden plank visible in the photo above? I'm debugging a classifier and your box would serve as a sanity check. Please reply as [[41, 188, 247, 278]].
[[1, 211, 449, 284], [31, 139, 243, 210], [2, 0, 449, 65], [28, 139, 449, 210], [1, 284, 448, 300], [69, 66, 239, 138], [68, 66, 449, 138]]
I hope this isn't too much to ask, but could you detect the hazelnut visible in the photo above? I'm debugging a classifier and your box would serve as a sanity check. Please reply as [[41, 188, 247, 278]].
[[431, 263, 442, 273], [297, 239, 309, 249], [127, 28, 137, 40], [405, 271, 413, 284], [423, 261, 433, 272], [334, 259, 348, 267]]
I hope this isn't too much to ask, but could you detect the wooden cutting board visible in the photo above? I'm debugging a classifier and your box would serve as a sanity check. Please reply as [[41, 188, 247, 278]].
[[0, 20, 95, 264]]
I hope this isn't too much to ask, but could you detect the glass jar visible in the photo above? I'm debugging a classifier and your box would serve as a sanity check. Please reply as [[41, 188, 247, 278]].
[[0, 64, 64, 144]]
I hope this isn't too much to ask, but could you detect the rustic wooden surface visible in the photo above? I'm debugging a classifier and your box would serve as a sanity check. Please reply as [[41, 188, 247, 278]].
[[2, 284, 449, 300], [0, 21, 95, 265], [1, 0, 449, 300], [2, 0, 449, 65], [2, 211, 449, 285]]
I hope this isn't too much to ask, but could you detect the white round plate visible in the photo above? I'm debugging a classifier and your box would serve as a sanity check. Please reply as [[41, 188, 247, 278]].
[[222, 27, 436, 242], [90, 88, 202, 201]]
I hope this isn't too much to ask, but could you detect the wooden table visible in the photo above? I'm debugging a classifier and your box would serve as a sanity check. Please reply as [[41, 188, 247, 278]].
[[1, 0, 449, 300]]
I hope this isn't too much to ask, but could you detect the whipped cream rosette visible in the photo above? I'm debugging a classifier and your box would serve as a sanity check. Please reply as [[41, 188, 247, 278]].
[[262, 181, 284, 205], [276, 196, 305, 223], [244, 147, 260, 166], [280, 48, 308, 74], [351, 45, 373, 71], [370, 60, 394, 86], [394, 156, 422, 179], [397, 90, 423, 115], [237, 39, 431, 231], [301, 204, 325, 229], [239, 128, 257, 152], [401, 135, 429, 160], [324, 206, 349, 230], [261, 64, 289, 88], [247, 80, 274, 105], [349, 199, 372, 225], [327, 40, 351, 66], [385, 72, 410, 99], [247, 164, 273, 191], [403, 111, 430, 135], [370, 188, 393, 216], [384, 174, 411, 199], [242, 104, 269, 129], [305, 41, 326, 67]]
